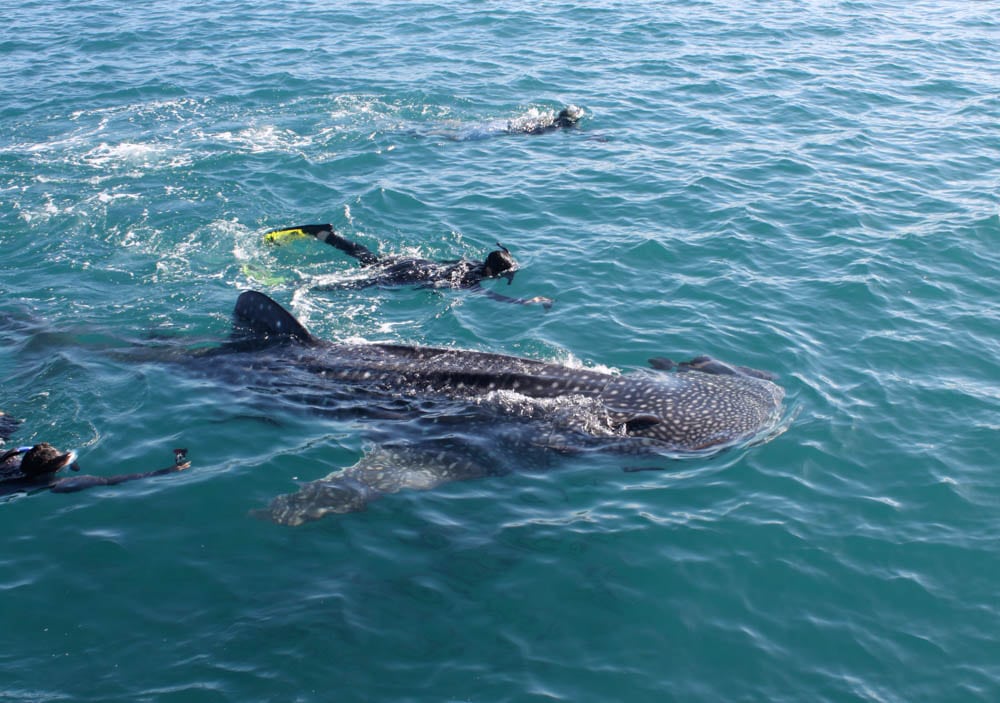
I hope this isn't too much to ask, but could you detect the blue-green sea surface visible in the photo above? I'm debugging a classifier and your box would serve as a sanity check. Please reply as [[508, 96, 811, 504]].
[[2, 1, 999, 701]]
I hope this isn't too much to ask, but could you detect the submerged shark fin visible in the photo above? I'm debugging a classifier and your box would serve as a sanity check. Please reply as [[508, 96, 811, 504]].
[[648, 357, 676, 371], [233, 291, 316, 346], [259, 445, 496, 525]]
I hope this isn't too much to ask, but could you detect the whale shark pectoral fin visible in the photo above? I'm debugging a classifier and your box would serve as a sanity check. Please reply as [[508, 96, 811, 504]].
[[260, 475, 373, 526], [232, 291, 316, 346], [258, 446, 495, 526], [351, 445, 497, 493]]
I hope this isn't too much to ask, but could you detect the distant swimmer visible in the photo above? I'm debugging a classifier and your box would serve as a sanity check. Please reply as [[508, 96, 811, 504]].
[[263, 224, 554, 309], [0, 412, 189, 498], [504, 105, 584, 135], [420, 104, 586, 142]]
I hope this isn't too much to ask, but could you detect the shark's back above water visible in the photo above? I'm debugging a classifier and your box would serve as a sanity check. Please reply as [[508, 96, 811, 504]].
[[223, 291, 786, 523], [231, 291, 784, 451]]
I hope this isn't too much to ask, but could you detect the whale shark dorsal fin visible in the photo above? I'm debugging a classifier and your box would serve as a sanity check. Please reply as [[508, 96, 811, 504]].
[[233, 291, 316, 346], [648, 357, 677, 371]]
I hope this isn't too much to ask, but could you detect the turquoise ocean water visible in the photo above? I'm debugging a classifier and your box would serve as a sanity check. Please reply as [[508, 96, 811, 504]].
[[2, 1, 998, 701]]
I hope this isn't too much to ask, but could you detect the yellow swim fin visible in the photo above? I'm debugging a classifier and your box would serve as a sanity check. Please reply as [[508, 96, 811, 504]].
[[263, 224, 334, 246], [240, 263, 290, 286]]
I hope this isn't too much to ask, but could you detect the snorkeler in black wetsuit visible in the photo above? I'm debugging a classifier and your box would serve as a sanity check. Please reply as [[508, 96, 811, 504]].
[[505, 104, 584, 135], [418, 104, 586, 142], [0, 412, 189, 498], [263, 224, 553, 309]]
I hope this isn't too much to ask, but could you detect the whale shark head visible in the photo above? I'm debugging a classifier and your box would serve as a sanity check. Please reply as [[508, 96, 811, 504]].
[[603, 371, 785, 451]]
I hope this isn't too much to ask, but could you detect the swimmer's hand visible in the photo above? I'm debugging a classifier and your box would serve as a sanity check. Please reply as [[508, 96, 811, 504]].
[[526, 296, 555, 311], [475, 284, 554, 310]]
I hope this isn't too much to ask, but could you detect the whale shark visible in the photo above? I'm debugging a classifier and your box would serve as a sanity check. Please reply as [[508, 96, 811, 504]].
[[186, 291, 785, 524]]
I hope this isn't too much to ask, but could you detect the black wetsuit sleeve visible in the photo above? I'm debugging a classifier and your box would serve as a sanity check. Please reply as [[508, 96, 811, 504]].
[[315, 231, 381, 266], [50, 451, 191, 493]]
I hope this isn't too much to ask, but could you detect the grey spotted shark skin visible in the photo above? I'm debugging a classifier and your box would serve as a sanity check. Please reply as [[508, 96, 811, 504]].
[[220, 291, 786, 525]]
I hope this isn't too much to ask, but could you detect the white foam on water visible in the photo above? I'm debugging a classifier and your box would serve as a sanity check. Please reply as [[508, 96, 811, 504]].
[[210, 125, 313, 154]]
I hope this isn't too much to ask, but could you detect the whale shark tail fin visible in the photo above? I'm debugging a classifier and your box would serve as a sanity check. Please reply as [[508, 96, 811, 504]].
[[233, 291, 316, 346]]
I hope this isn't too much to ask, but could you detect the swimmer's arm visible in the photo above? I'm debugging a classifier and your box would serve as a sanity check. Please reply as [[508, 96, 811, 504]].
[[472, 284, 554, 310], [50, 449, 191, 494]]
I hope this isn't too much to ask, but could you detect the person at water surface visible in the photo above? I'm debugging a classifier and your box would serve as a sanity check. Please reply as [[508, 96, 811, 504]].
[[504, 104, 584, 134], [0, 412, 190, 497], [263, 224, 554, 308]]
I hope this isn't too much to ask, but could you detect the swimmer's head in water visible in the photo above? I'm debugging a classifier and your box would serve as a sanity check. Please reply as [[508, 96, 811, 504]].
[[482, 244, 517, 278], [19, 443, 78, 477], [554, 105, 584, 128]]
